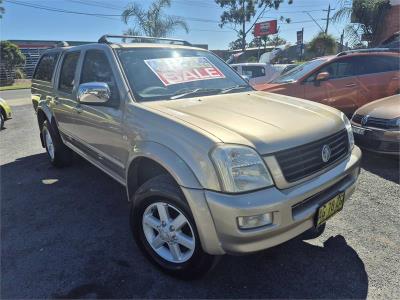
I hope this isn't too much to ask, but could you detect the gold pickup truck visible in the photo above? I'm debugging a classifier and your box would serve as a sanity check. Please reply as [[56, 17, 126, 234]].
[[31, 35, 361, 279]]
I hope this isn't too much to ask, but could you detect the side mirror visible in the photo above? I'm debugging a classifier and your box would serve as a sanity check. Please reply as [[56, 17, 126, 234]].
[[78, 82, 110, 104], [315, 72, 330, 81]]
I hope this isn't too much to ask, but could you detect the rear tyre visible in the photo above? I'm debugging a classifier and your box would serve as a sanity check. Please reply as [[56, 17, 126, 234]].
[[300, 223, 326, 240], [130, 174, 219, 279], [42, 120, 73, 167]]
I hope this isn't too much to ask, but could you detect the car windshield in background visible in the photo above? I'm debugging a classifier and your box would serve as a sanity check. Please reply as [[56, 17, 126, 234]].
[[117, 48, 251, 101], [271, 58, 328, 84]]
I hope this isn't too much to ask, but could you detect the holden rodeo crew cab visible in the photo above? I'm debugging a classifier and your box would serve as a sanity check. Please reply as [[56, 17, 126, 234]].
[[31, 35, 361, 278]]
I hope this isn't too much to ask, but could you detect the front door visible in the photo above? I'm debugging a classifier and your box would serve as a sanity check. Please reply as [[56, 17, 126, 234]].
[[71, 49, 127, 180], [303, 58, 360, 115]]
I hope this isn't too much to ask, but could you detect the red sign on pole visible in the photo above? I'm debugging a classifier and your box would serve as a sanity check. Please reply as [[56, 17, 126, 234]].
[[254, 20, 278, 37]]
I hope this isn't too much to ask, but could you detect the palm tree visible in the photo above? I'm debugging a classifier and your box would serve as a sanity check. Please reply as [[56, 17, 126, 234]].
[[122, 0, 189, 38], [332, 0, 391, 47]]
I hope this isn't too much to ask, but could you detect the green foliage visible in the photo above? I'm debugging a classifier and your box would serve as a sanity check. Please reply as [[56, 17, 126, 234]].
[[15, 68, 25, 79], [308, 32, 337, 56], [0, 0, 4, 18], [0, 41, 26, 69], [122, 0, 189, 37], [215, 0, 292, 51], [229, 38, 247, 50], [332, 0, 391, 46]]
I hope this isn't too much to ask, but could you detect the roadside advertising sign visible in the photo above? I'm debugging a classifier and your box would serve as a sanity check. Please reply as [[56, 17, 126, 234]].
[[254, 20, 278, 37]]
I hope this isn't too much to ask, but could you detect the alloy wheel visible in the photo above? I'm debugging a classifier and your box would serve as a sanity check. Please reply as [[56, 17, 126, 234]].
[[142, 202, 196, 263]]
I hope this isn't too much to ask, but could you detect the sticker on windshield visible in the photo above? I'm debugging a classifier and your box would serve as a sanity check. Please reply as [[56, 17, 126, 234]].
[[144, 56, 225, 86]]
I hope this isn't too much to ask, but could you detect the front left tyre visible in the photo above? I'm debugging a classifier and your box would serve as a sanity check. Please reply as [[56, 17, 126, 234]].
[[0, 113, 4, 129], [130, 174, 219, 279], [42, 120, 73, 167]]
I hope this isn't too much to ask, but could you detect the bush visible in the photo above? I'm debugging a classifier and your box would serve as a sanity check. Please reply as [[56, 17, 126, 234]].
[[15, 68, 25, 79]]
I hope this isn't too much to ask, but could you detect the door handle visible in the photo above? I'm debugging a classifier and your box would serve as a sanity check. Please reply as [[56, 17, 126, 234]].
[[345, 83, 356, 87], [73, 106, 83, 114]]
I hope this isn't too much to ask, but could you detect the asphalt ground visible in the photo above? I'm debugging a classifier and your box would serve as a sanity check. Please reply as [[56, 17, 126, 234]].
[[1, 89, 399, 299]]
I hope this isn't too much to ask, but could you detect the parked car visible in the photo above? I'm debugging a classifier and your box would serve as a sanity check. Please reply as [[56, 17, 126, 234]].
[[255, 50, 400, 116], [0, 97, 12, 129], [31, 35, 361, 278], [230, 62, 279, 86], [351, 94, 400, 155]]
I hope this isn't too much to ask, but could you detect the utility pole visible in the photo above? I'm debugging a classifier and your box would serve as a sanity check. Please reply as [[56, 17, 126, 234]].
[[322, 4, 335, 34]]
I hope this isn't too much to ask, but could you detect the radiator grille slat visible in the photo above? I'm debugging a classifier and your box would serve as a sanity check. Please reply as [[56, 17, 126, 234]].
[[275, 130, 349, 183]]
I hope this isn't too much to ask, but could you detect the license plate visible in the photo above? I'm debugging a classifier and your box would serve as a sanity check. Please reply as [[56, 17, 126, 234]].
[[352, 126, 365, 135], [316, 193, 345, 227]]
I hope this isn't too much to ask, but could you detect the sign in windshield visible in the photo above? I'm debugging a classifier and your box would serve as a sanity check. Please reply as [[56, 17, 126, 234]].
[[144, 56, 225, 86]]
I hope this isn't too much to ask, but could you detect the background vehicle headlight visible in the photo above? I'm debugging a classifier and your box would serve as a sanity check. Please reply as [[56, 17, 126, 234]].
[[211, 145, 274, 193], [341, 113, 354, 150]]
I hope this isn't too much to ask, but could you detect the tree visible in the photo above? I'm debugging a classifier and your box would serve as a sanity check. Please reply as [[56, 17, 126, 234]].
[[0, 41, 25, 85], [229, 38, 247, 50], [267, 35, 286, 47], [0, 0, 4, 18], [122, 0, 189, 37], [308, 32, 337, 56], [215, 0, 292, 51], [332, 0, 391, 47]]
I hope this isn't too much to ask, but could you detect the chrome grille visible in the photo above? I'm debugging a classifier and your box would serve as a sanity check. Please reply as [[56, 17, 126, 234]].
[[275, 130, 349, 183], [352, 114, 392, 129]]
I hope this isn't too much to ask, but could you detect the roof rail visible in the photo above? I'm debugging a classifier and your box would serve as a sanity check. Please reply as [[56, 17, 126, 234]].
[[337, 47, 399, 56], [98, 34, 192, 46]]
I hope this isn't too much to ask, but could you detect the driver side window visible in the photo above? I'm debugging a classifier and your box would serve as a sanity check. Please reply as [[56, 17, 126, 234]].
[[80, 50, 119, 102], [306, 59, 357, 82]]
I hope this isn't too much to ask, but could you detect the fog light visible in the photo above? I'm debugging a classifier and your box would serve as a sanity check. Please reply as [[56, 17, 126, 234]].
[[237, 213, 272, 229]]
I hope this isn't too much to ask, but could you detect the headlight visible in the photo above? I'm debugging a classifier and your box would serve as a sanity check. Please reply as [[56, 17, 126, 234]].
[[211, 145, 274, 193], [341, 113, 354, 150], [388, 117, 400, 130]]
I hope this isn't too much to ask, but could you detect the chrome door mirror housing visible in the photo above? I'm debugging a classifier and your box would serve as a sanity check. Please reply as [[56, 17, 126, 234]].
[[78, 82, 111, 104]]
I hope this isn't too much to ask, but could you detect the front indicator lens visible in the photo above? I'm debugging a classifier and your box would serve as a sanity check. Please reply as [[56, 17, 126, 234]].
[[211, 145, 274, 193], [238, 213, 273, 229]]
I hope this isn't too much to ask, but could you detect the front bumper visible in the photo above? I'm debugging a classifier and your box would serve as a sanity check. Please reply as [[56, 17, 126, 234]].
[[183, 146, 361, 255], [352, 125, 399, 154], [1, 102, 12, 119]]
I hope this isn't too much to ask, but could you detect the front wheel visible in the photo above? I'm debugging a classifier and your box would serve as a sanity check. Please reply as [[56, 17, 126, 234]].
[[0, 113, 4, 129], [130, 175, 219, 279]]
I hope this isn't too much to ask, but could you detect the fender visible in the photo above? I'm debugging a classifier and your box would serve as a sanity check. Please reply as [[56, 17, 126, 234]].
[[125, 141, 202, 200]]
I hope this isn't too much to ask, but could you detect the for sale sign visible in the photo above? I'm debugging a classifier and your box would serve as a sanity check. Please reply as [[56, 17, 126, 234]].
[[144, 56, 225, 86], [254, 20, 278, 37]]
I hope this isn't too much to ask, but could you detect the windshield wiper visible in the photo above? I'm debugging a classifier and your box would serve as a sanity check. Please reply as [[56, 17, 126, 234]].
[[170, 88, 220, 100], [220, 85, 249, 94]]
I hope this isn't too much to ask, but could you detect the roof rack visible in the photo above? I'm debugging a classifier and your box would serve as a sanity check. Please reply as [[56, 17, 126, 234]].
[[98, 34, 192, 46], [337, 47, 399, 56]]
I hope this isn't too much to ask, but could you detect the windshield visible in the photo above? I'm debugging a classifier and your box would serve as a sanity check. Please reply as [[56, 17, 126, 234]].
[[116, 48, 252, 101], [271, 58, 328, 84]]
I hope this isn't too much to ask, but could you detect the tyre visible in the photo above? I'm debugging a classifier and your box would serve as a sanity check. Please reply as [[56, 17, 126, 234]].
[[130, 174, 219, 279], [0, 112, 4, 130], [42, 120, 73, 167], [300, 223, 326, 240]]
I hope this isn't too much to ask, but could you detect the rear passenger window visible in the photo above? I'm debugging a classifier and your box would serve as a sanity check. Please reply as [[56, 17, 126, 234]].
[[242, 66, 265, 78], [33, 53, 59, 82], [80, 50, 119, 100], [357, 56, 400, 75], [58, 52, 80, 94]]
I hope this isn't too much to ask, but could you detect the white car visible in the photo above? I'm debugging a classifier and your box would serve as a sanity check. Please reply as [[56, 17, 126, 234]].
[[230, 63, 279, 86]]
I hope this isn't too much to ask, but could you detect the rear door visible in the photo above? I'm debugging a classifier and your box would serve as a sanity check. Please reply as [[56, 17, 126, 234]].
[[54, 51, 81, 136], [303, 58, 360, 115], [355, 55, 400, 107], [31, 50, 61, 111]]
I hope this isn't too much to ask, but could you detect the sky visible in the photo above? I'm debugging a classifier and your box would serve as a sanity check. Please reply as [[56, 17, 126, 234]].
[[0, 0, 350, 49]]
